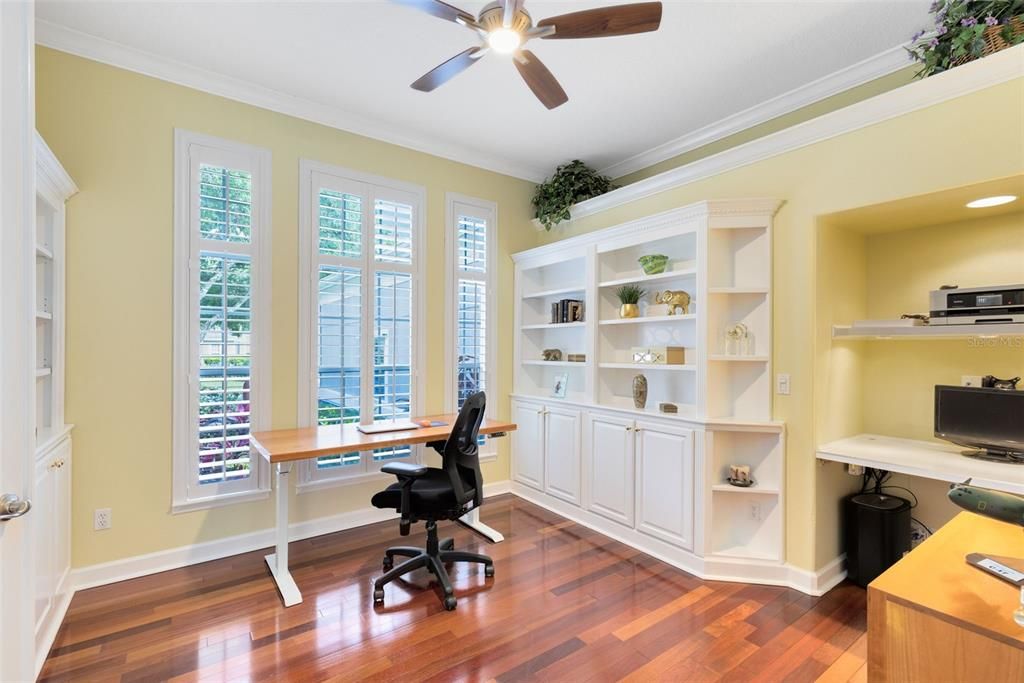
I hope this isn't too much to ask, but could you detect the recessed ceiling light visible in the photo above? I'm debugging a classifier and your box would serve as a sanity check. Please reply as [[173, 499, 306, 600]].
[[966, 195, 1017, 208]]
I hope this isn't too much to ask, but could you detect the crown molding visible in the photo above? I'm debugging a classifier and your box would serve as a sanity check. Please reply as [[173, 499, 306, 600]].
[[598, 45, 912, 180], [35, 20, 549, 183], [34, 131, 78, 205], [549, 44, 1024, 229]]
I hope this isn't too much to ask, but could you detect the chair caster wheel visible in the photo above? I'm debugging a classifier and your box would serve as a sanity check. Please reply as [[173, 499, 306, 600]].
[[443, 596, 457, 611], [373, 588, 384, 604], [382, 558, 393, 571], [485, 565, 494, 578]]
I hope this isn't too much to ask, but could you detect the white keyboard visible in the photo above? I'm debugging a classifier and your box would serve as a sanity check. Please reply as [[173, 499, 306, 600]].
[[356, 421, 420, 434]]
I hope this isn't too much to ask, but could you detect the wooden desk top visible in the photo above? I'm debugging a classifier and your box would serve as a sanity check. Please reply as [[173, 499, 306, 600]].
[[251, 415, 517, 464], [870, 511, 1024, 647]]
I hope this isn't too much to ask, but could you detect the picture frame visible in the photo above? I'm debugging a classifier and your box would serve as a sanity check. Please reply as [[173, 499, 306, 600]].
[[552, 372, 568, 398]]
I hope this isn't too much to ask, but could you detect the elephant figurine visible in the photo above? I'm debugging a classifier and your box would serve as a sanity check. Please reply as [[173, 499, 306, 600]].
[[654, 290, 691, 315]]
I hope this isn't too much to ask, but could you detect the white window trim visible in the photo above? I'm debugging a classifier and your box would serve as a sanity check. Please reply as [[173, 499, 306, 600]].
[[444, 193, 498, 462], [172, 129, 272, 513], [296, 159, 426, 492]]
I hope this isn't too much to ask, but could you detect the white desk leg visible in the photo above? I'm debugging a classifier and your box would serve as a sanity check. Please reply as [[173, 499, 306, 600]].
[[458, 506, 504, 543], [264, 462, 302, 607]]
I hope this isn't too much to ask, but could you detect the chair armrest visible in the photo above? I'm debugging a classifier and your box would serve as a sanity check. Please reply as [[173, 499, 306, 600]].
[[381, 462, 428, 478]]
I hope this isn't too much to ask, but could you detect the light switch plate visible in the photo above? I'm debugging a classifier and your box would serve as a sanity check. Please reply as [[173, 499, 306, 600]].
[[776, 373, 791, 395]]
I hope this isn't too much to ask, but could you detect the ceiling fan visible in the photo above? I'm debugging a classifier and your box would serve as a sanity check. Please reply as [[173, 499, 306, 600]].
[[394, 0, 663, 109]]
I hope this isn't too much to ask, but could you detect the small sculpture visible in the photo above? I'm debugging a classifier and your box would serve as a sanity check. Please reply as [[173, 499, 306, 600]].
[[638, 254, 669, 275], [542, 348, 563, 362], [632, 374, 648, 409], [654, 290, 691, 315]]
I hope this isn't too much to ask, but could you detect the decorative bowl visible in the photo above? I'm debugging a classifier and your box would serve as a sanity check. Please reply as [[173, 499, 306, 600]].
[[638, 254, 669, 275]]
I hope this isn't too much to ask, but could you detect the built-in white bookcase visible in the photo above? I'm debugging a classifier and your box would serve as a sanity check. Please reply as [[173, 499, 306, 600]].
[[512, 199, 788, 581]]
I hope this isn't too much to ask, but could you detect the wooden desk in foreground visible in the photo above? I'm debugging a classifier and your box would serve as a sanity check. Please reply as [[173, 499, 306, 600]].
[[250, 415, 517, 607], [868, 512, 1024, 682]]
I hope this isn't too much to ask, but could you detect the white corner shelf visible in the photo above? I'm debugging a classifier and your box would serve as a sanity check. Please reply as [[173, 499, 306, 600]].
[[599, 362, 696, 372], [35, 310, 53, 321], [711, 483, 780, 495], [36, 243, 54, 259], [599, 313, 696, 326], [521, 360, 588, 368], [521, 322, 586, 331], [598, 268, 697, 289], [521, 285, 586, 300], [35, 368, 52, 378], [708, 286, 769, 295], [832, 323, 1024, 340], [817, 434, 1024, 495]]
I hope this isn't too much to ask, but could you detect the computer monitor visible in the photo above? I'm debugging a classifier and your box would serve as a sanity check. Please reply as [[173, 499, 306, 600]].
[[935, 385, 1024, 463]]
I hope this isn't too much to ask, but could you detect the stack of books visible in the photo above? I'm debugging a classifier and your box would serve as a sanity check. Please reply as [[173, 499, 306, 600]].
[[551, 299, 584, 324]]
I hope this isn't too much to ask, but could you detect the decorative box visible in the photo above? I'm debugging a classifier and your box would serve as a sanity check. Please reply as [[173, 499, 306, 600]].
[[631, 346, 686, 365], [567, 353, 587, 363]]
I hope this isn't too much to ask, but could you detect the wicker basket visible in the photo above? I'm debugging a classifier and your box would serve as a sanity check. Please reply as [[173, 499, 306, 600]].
[[951, 16, 1024, 66]]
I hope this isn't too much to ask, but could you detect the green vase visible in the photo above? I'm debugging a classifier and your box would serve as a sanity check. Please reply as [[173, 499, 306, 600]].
[[638, 254, 669, 275]]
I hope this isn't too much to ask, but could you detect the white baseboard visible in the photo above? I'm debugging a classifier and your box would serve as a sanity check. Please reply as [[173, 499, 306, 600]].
[[509, 483, 846, 597], [72, 480, 512, 591]]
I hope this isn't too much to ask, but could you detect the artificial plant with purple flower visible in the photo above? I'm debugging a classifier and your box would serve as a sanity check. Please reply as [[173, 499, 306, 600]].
[[908, 0, 1023, 77]]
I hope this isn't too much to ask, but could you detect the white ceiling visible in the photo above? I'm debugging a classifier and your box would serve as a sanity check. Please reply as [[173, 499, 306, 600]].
[[36, 0, 932, 181]]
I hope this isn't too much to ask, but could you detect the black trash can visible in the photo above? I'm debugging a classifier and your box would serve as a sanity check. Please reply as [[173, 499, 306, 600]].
[[843, 492, 912, 587]]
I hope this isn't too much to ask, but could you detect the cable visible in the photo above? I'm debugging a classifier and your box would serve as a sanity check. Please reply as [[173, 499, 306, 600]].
[[912, 516, 933, 536]]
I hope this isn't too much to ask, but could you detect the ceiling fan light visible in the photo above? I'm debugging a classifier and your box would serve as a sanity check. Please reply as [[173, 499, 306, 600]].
[[488, 27, 522, 53]]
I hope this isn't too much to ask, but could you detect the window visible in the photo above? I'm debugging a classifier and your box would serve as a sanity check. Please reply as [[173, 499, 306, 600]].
[[298, 161, 424, 489], [173, 130, 271, 511], [445, 194, 496, 457]]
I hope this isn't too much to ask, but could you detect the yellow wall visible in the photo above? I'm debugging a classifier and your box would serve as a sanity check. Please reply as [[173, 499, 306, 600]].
[[536, 75, 1024, 571], [35, 47, 538, 568]]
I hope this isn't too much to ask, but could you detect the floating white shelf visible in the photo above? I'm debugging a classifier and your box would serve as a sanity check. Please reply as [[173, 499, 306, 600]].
[[521, 360, 588, 367], [521, 322, 586, 331], [832, 323, 1024, 340], [708, 355, 769, 362], [521, 285, 586, 300], [599, 313, 696, 326], [711, 483, 780, 495], [708, 286, 769, 295], [35, 310, 52, 320], [599, 362, 696, 372], [817, 434, 1024, 495], [36, 244, 54, 259], [598, 268, 697, 289]]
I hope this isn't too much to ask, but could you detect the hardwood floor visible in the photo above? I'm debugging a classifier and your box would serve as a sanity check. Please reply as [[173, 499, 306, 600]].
[[41, 495, 867, 682]]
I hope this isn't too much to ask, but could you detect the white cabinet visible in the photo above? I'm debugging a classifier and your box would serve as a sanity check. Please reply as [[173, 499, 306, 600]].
[[33, 438, 71, 650], [544, 405, 581, 505], [635, 422, 694, 550], [586, 412, 635, 526], [511, 399, 545, 490]]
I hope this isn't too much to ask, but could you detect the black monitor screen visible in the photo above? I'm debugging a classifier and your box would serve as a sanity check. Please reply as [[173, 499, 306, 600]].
[[935, 385, 1024, 452]]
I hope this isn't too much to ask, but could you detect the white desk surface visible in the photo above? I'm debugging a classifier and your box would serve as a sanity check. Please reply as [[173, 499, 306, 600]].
[[816, 433, 1024, 495]]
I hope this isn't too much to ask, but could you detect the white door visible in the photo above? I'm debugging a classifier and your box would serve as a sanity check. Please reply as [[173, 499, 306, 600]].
[[1, 2, 41, 680], [586, 412, 635, 526], [635, 422, 694, 550], [511, 399, 544, 490], [544, 405, 581, 505]]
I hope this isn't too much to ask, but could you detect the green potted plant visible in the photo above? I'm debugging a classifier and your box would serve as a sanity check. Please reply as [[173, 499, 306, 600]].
[[908, 1, 1024, 77], [615, 284, 646, 319], [532, 160, 617, 231]]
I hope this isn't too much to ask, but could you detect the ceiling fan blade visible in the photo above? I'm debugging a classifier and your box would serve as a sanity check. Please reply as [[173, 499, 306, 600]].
[[502, 0, 522, 28], [514, 50, 568, 110], [537, 2, 662, 39], [392, 0, 475, 26], [411, 47, 485, 92]]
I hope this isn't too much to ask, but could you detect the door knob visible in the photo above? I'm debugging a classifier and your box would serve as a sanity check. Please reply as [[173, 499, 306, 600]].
[[0, 493, 31, 521]]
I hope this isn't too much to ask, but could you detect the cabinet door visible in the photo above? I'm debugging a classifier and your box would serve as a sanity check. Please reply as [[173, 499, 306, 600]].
[[544, 405, 581, 505], [586, 412, 635, 526], [52, 440, 71, 590], [635, 422, 694, 550], [32, 455, 55, 634], [511, 399, 545, 490]]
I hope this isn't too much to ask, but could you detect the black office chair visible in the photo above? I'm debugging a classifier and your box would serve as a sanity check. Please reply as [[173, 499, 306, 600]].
[[370, 391, 494, 610]]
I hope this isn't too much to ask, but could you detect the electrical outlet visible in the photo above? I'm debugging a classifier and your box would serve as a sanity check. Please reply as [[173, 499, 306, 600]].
[[776, 373, 791, 396], [962, 375, 984, 387], [848, 464, 865, 476], [750, 503, 763, 521], [94, 508, 111, 531]]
